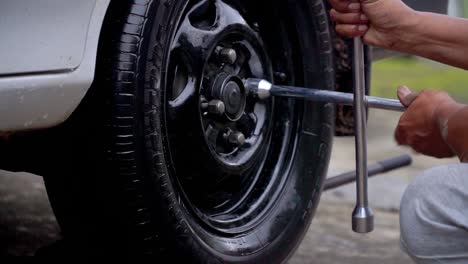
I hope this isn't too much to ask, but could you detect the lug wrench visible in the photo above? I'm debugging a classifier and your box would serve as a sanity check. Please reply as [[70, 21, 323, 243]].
[[351, 37, 374, 233], [245, 39, 406, 234]]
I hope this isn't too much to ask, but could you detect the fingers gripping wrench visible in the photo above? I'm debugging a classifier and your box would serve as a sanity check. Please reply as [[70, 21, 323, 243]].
[[245, 38, 406, 233]]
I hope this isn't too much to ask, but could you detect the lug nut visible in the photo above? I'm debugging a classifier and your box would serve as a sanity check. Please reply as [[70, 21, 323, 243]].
[[218, 47, 237, 64], [200, 96, 209, 110], [228, 131, 246, 147], [274, 72, 287, 82], [208, 100, 225, 116]]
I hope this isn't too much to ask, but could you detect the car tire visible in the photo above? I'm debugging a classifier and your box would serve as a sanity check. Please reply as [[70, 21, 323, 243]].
[[43, 0, 336, 262]]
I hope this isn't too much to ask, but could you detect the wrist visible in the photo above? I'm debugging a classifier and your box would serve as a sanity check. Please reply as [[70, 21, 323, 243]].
[[443, 106, 468, 162], [434, 101, 464, 136], [392, 10, 424, 52]]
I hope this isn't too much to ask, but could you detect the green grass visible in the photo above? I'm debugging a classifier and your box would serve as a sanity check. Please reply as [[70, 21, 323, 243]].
[[453, 0, 468, 17], [371, 57, 468, 103]]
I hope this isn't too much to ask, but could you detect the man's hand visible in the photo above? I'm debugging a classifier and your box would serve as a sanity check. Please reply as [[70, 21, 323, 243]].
[[328, 0, 419, 49], [395, 86, 463, 158]]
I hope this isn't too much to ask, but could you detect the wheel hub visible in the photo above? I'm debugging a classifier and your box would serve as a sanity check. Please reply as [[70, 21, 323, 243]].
[[211, 73, 246, 121], [199, 34, 272, 168]]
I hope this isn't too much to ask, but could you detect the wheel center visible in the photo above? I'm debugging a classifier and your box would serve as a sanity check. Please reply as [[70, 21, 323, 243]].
[[212, 73, 246, 121], [198, 32, 272, 169], [224, 81, 241, 115]]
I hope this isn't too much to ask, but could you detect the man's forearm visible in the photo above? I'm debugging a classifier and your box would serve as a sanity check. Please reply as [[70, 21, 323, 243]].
[[395, 12, 468, 70]]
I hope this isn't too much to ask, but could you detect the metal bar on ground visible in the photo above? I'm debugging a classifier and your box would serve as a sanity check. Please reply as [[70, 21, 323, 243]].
[[323, 154, 413, 191]]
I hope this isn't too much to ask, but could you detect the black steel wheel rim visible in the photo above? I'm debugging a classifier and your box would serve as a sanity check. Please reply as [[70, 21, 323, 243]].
[[162, 0, 300, 234]]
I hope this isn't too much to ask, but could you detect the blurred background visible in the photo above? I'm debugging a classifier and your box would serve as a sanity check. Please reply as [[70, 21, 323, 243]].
[[1, 0, 468, 262], [449, 0, 468, 17]]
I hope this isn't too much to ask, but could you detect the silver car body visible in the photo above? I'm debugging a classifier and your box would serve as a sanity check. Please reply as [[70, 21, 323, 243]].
[[0, 0, 110, 132], [0, 0, 446, 132]]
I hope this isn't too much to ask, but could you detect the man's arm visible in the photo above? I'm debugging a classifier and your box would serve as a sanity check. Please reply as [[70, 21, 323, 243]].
[[329, 0, 468, 70], [329, 0, 468, 160], [400, 12, 468, 70]]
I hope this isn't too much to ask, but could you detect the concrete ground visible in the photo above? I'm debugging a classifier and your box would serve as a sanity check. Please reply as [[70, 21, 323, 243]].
[[0, 109, 458, 261]]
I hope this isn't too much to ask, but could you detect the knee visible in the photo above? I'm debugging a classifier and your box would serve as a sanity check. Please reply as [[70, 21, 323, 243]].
[[399, 166, 458, 258]]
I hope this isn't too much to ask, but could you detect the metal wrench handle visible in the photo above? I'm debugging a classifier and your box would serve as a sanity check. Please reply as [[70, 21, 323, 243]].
[[352, 37, 374, 233], [248, 85, 406, 112]]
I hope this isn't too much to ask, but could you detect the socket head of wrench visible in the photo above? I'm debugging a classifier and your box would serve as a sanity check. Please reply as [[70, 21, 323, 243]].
[[244, 78, 272, 100], [352, 206, 374, 233]]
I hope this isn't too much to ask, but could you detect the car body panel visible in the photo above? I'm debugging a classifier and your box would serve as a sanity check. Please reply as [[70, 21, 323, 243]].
[[0, 0, 110, 132], [0, 0, 96, 75]]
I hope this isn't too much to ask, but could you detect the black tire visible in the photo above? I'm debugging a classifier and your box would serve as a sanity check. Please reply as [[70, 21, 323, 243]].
[[43, 0, 336, 262]]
